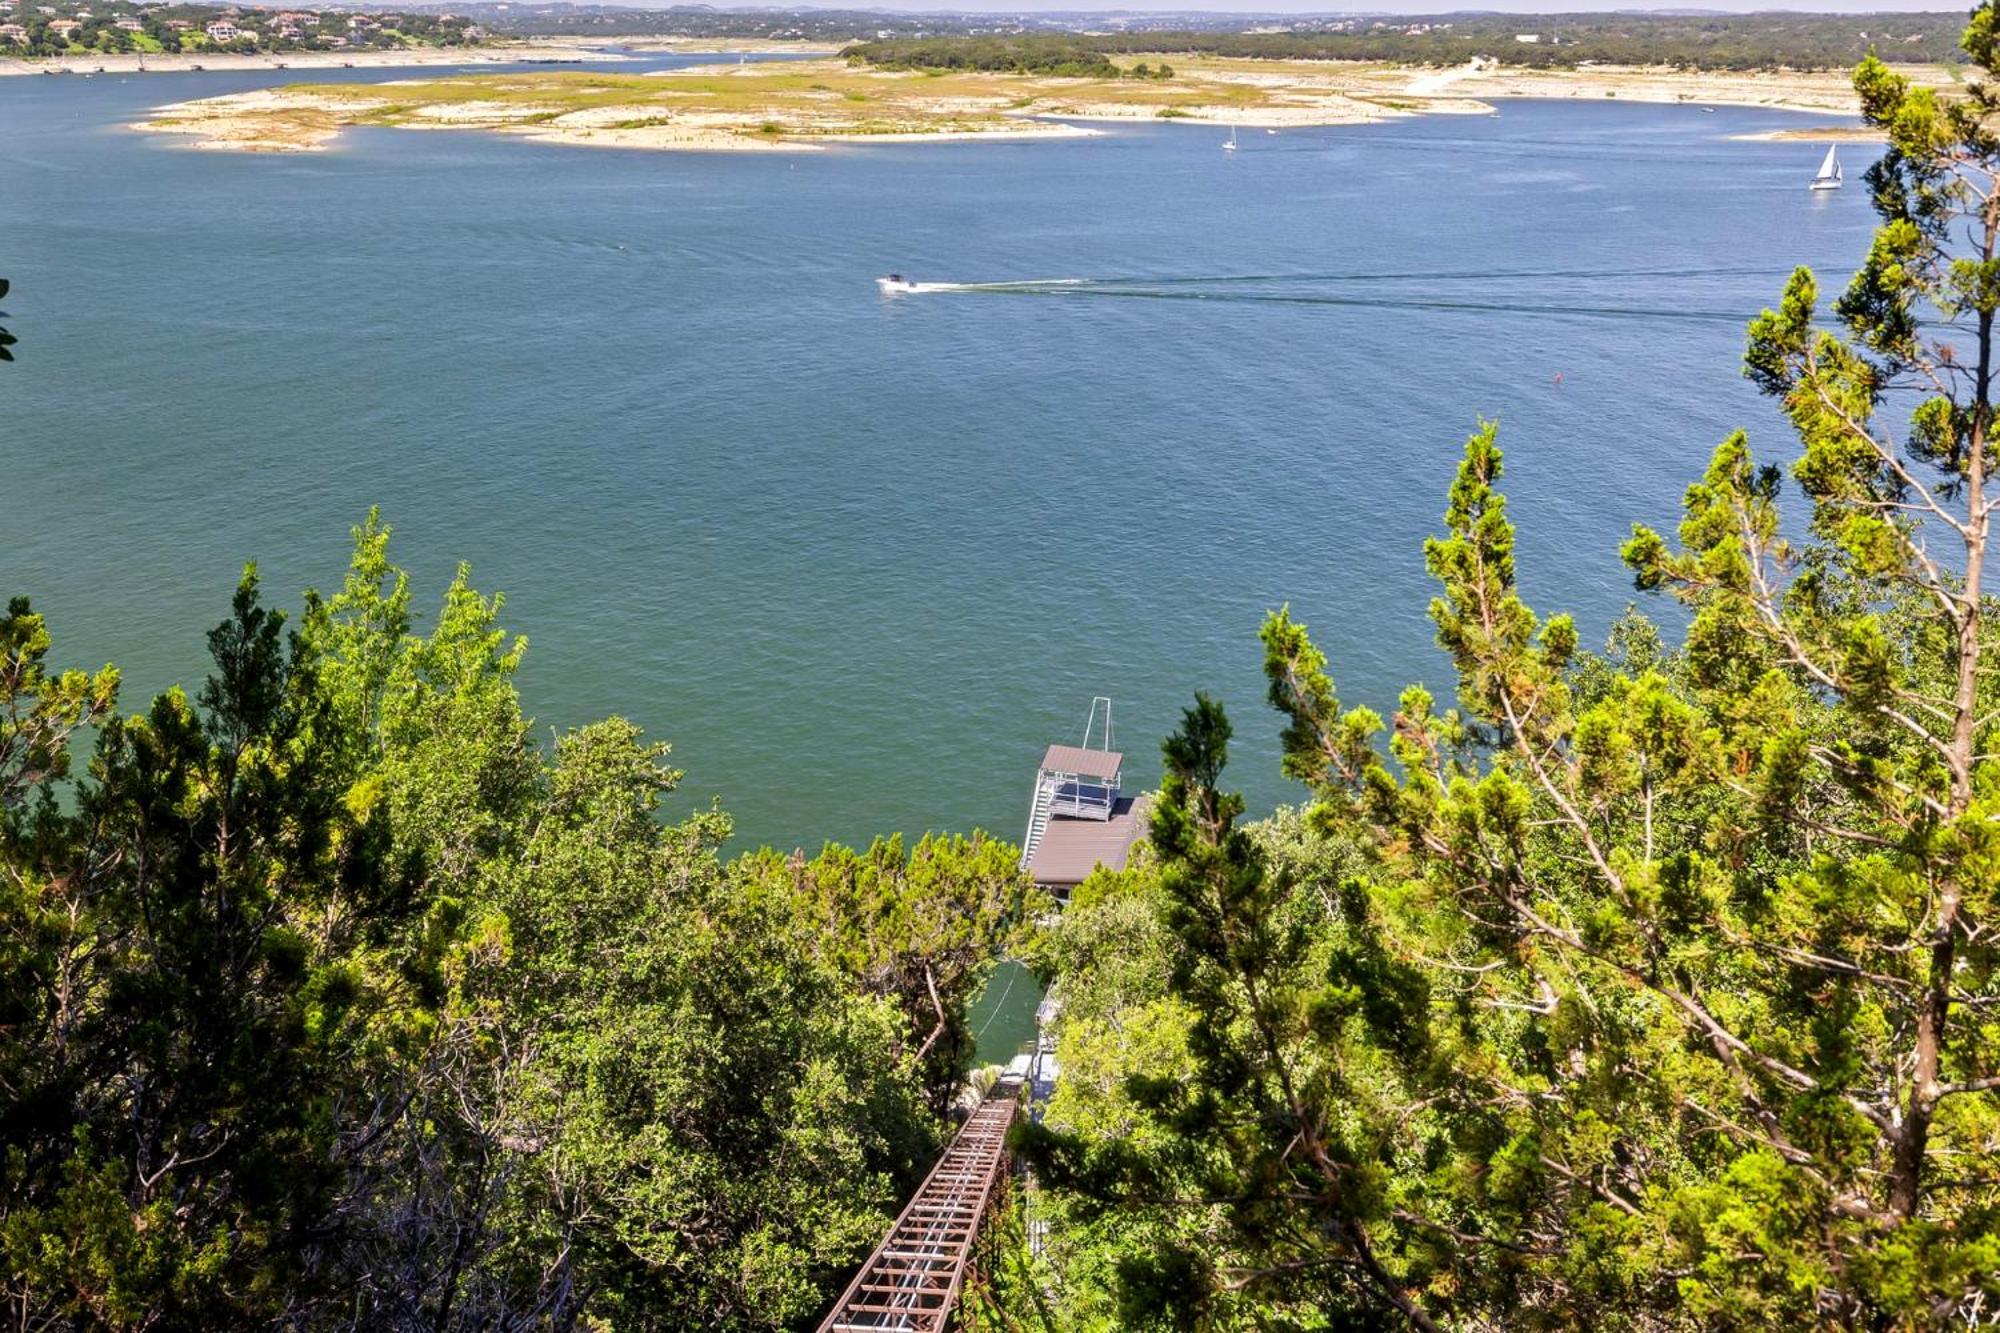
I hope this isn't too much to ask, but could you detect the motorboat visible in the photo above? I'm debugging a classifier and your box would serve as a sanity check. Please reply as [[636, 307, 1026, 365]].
[[877, 274, 919, 295]]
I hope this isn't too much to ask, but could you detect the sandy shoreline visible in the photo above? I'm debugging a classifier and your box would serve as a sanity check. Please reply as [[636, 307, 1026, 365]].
[[1732, 125, 1886, 142], [1372, 60, 1881, 117], [126, 56, 1916, 155]]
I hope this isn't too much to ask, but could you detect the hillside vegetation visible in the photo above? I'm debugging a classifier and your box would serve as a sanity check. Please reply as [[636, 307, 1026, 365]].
[[12, 7, 2000, 1332], [846, 12, 1965, 73]]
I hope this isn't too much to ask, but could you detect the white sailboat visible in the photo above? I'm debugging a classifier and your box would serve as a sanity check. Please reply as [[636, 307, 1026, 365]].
[[1222, 124, 1238, 152], [1810, 143, 1843, 191]]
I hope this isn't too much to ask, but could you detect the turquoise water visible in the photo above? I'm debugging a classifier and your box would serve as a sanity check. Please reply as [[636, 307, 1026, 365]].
[[2, 62, 1879, 1057]]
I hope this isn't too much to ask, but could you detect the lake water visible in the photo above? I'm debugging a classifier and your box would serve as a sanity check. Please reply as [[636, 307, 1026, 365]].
[[1, 57, 1880, 1059]]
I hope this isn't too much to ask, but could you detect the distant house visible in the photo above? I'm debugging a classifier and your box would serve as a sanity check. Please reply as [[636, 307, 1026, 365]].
[[1514, 33, 1542, 43], [345, 13, 372, 29], [47, 18, 80, 36], [0, 21, 27, 40], [274, 22, 299, 37], [205, 19, 239, 40], [164, 17, 189, 27], [114, 16, 142, 30]]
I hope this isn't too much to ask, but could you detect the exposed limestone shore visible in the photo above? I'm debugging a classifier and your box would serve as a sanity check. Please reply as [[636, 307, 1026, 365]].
[[132, 56, 1932, 155]]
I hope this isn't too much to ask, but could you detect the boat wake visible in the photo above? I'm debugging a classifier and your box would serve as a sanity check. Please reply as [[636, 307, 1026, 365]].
[[1010, 285, 1752, 324], [895, 278, 1087, 293], [885, 265, 1816, 326]]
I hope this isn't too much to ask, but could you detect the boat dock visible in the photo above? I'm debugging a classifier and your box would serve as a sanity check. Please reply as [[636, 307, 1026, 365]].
[[1020, 697, 1150, 904], [817, 699, 1147, 1329]]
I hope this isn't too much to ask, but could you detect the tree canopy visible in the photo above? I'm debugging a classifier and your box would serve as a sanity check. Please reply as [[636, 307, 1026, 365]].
[[0, 518, 1027, 1331], [1014, 9, 2000, 1329], [14, 5, 2000, 1329], [843, 13, 1964, 77]]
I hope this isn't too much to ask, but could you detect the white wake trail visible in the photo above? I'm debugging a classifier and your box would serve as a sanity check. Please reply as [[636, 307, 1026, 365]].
[[907, 278, 1087, 293]]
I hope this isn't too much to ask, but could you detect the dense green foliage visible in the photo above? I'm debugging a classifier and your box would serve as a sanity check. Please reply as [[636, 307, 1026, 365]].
[[0, 517, 1032, 1330], [740, 835, 1043, 1117], [1015, 12, 2000, 1330], [845, 12, 1962, 74], [17, 5, 2000, 1328], [836, 37, 1177, 79]]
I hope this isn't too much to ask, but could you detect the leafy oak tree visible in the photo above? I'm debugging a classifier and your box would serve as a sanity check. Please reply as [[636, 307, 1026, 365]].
[[739, 832, 1043, 1118], [287, 519, 938, 1331]]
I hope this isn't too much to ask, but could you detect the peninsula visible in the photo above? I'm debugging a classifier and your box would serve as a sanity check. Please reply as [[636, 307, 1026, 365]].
[[136, 54, 1920, 153]]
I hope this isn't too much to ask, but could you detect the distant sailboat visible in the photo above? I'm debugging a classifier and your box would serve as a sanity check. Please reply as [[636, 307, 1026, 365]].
[[1223, 124, 1237, 152], [1810, 144, 1843, 191]]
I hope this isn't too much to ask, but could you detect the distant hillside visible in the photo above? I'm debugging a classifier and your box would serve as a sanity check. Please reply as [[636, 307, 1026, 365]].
[[356, 6, 1964, 67], [421, 3, 980, 39], [845, 13, 1967, 72], [0, 0, 479, 58]]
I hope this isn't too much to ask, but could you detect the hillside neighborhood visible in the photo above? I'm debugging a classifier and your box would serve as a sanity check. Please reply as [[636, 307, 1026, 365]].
[[0, 0, 482, 56]]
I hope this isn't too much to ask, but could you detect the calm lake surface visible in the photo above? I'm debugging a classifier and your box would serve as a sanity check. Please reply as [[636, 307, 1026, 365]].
[[2, 58, 1880, 1058]]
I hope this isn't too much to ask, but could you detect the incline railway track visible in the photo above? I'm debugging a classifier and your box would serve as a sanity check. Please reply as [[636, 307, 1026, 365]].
[[816, 1088, 1020, 1332]]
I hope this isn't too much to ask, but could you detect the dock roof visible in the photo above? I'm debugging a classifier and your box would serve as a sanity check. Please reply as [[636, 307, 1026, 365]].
[[1040, 744, 1123, 780], [1027, 795, 1150, 887]]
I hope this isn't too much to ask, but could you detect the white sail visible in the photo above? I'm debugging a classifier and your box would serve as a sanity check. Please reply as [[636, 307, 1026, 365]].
[[1810, 144, 1842, 190]]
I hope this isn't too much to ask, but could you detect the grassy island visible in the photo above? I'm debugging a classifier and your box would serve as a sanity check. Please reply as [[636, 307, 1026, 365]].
[[135, 54, 1913, 154]]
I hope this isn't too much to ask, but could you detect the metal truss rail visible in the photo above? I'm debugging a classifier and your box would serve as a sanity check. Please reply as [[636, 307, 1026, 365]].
[[817, 1091, 1018, 1332]]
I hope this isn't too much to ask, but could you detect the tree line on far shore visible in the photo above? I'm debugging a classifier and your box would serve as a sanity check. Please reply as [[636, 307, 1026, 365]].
[[846, 11, 1965, 75]]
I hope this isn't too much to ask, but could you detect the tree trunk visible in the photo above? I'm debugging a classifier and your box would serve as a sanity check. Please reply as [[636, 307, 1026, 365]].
[[1889, 216, 1993, 1222]]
